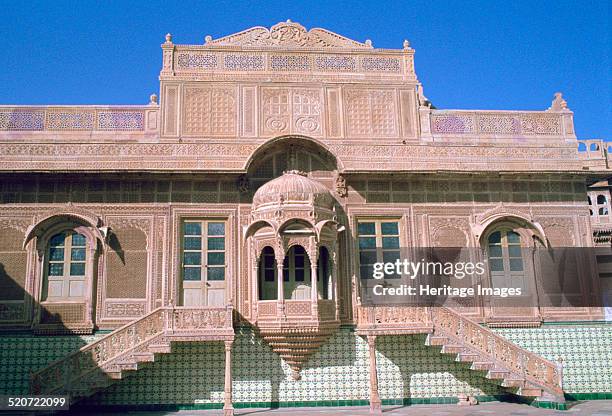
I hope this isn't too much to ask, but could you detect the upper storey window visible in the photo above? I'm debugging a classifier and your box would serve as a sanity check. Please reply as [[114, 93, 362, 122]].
[[487, 230, 525, 289], [357, 220, 400, 279], [43, 231, 87, 300], [181, 220, 226, 306]]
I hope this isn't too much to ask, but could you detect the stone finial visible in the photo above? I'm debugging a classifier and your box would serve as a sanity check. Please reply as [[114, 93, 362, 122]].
[[286, 19, 292, 23], [365, 39, 373, 47], [165, 33, 173, 44], [418, 85, 432, 108], [149, 93, 158, 105], [204, 35, 212, 44], [403, 39, 411, 49], [548, 92, 569, 111]]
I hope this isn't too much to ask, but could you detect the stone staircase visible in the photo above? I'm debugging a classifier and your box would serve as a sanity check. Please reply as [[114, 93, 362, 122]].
[[356, 305, 564, 404], [30, 305, 234, 402], [427, 307, 564, 402]]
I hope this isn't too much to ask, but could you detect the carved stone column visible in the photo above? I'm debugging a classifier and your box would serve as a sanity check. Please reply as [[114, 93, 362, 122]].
[[311, 257, 318, 318], [277, 259, 285, 319], [223, 340, 234, 416], [367, 335, 382, 415], [332, 248, 340, 320], [252, 249, 259, 317]]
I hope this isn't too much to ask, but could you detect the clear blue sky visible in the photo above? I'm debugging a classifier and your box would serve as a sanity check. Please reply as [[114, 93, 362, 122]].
[[1, 0, 610, 139]]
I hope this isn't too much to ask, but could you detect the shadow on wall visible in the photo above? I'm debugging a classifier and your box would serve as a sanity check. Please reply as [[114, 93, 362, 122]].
[[376, 334, 506, 403], [77, 326, 360, 409], [0, 259, 96, 397]]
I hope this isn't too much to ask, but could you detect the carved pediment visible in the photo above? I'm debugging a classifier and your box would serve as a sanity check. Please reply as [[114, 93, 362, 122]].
[[205, 20, 372, 49]]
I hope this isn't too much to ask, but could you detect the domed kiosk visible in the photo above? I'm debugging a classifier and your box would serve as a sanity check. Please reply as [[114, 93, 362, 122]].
[[245, 171, 341, 379]]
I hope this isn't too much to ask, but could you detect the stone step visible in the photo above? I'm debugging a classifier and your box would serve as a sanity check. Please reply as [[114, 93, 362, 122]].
[[470, 361, 495, 371], [133, 352, 155, 362], [106, 370, 122, 380], [427, 335, 449, 346], [441, 344, 465, 354], [487, 369, 510, 380], [116, 362, 138, 371], [148, 343, 172, 354], [502, 378, 526, 388], [518, 387, 543, 397], [456, 352, 480, 362]]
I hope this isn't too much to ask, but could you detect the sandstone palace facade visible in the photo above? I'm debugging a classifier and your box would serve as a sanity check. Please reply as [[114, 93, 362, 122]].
[[0, 21, 610, 413]]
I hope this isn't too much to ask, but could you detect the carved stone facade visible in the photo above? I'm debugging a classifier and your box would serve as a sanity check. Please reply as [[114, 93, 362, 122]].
[[0, 21, 607, 412]]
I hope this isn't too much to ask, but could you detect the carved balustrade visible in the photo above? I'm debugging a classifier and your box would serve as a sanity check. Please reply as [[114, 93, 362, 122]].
[[31, 307, 165, 394], [430, 110, 570, 138], [167, 305, 234, 341], [0, 105, 158, 133], [431, 307, 562, 394], [355, 305, 433, 335]]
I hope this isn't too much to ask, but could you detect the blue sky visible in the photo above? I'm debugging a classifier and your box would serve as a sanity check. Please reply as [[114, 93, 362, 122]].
[[1, 1, 610, 138]]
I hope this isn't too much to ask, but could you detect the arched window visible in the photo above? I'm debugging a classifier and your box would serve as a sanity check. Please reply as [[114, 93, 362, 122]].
[[587, 196, 592, 205], [597, 195, 607, 205], [600, 207, 609, 216], [487, 230, 526, 290], [283, 245, 311, 300], [317, 246, 332, 300], [43, 231, 88, 301], [259, 247, 277, 300]]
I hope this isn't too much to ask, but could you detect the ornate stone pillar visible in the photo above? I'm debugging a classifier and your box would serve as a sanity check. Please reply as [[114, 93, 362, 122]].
[[223, 340, 234, 416], [332, 249, 340, 320], [310, 253, 319, 319], [252, 248, 259, 317], [367, 335, 382, 415], [277, 258, 285, 319]]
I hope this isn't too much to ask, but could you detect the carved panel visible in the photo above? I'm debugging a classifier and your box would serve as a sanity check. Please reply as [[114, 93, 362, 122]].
[[176, 52, 218, 70], [360, 57, 401, 73], [399, 89, 416, 137], [539, 218, 576, 246], [204, 21, 371, 49], [40, 302, 86, 323], [98, 111, 144, 131], [173, 308, 228, 329], [270, 55, 311, 71], [315, 55, 356, 71], [285, 300, 311, 316], [262, 88, 290, 135], [183, 86, 237, 136], [0, 302, 24, 321], [344, 89, 397, 137], [431, 112, 563, 136], [224, 54, 265, 71], [105, 302, 146, 318], [0, 109, 44, 130], [261, 87, 323, 136], [326, 88, 342, 137], [162, 85, 179, 136], [46, 109, 95, 130], [241, 86, 257, 137]]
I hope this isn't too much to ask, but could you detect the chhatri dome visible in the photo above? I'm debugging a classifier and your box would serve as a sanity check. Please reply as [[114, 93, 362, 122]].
[[252, 170, 335, 211]]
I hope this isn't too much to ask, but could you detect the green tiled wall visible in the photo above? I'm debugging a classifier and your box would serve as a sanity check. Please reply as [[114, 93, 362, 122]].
[[493, 326, 612, 394], [0, 324, 610, 408], [0, 333, 102, 395]]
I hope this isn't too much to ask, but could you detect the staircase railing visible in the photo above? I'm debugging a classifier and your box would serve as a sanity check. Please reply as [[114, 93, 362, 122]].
[[30, 305, 233, 395], [431, 307, 563, 396], [31, 307, 166, 394]]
